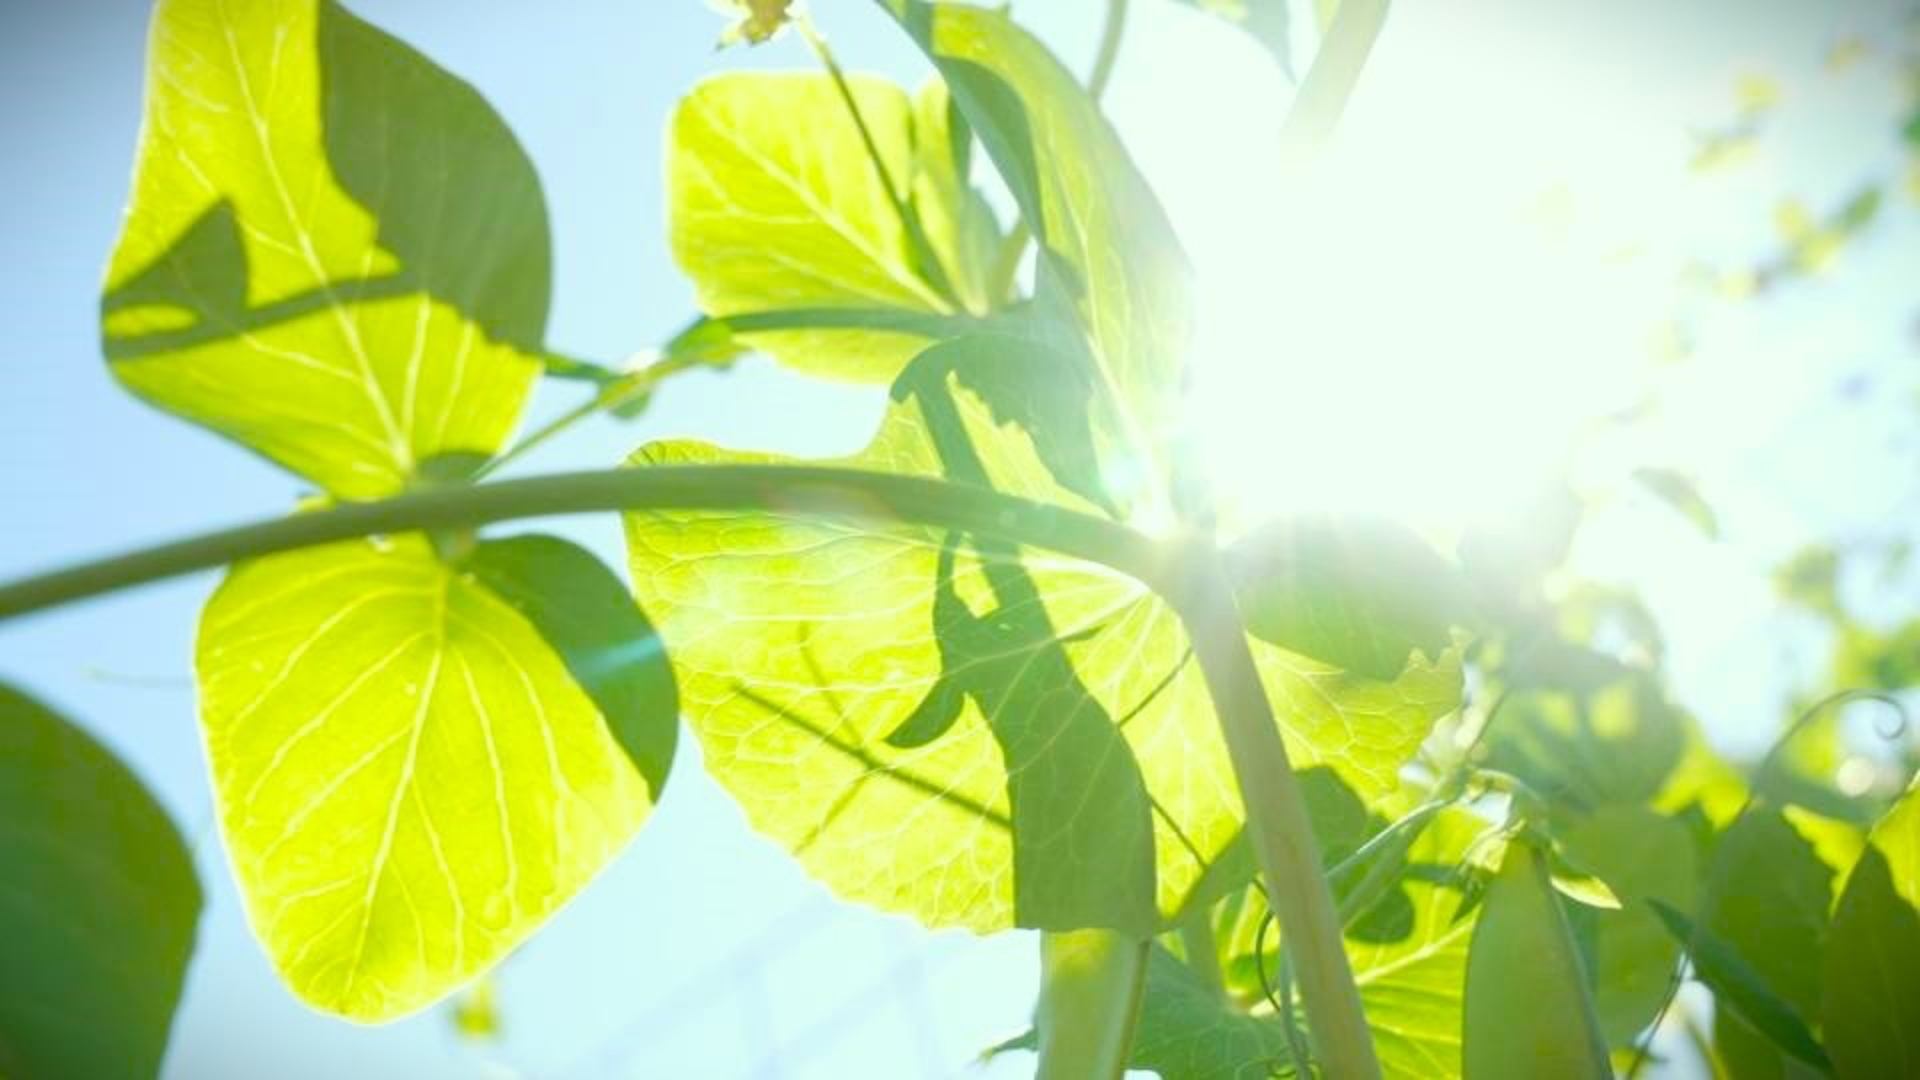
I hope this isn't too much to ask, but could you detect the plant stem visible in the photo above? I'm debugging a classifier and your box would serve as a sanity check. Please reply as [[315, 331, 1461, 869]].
[[0, 466, 1169, 623], [797, 16, 959, 306], [1086, 0, 1130, 101], [985, 0, 1130, 305], [1035, 929, 1148, 1080], [1176, 546, 1381, 1080], [1278, 0, 1390, 171], [1177, 911, 1226, 1000]]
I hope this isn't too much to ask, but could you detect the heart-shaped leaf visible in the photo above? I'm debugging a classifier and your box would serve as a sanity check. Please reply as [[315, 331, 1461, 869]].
[[103, 0, 551, 497], [197, 533, 674, 1020]]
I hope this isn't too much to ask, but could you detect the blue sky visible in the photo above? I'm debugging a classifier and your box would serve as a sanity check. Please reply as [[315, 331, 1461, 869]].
[[1, 0, 1915, 1077]]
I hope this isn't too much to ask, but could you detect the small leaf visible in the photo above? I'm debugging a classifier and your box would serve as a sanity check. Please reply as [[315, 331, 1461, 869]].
[[705, 0, 794, 46], [1463, 838, 1611, 1079], [1821, 781, 1920, 1079], [1550, 865, 1622, 910], [103, 0, 550, 498], [1631, 467, 1719, 540], [0, 685, 202, 1080], [198, 533, 669, 1020]]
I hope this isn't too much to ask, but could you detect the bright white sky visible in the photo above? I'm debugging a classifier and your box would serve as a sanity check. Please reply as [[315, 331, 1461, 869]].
[[0, 1, 1914, 1078]]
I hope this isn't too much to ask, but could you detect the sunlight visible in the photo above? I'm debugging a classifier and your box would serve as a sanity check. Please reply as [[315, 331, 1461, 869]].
[[1129, 5, 1688, 540]]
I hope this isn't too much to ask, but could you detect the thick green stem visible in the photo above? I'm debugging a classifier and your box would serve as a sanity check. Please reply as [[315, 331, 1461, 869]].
[[1278, 0, 1390, 171], [0, 465, 1169, 623], [1176, 547, 1381, 1080], [1035, 929, 1148, 1080]]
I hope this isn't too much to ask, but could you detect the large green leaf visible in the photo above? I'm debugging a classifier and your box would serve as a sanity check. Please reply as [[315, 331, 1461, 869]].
[[1462, 837, 1610, 1080], [0, 685, 201, 1079], [1822, 782, 1920, 1080], [668, 72, 997, 382], [880, 0, 1195, 495], [197, 533, 673, 1020], [623, 335, 1459, 936], [103, 0, 549, 498]]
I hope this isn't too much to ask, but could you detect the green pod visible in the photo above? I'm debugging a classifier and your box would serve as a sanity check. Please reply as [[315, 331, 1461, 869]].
[[1464, 838, 1611, 1080]]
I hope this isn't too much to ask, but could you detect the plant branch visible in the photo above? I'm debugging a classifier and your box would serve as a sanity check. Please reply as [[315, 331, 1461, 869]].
[[1278, 0, 1390, 171], [0, 466, 1170, 623], [1176, 545, 1381, 1080]]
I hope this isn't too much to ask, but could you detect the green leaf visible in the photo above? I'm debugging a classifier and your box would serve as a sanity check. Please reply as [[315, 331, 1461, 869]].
[[0, 684, 201, 1080], [1174, 0, 1297, 76], [880, 0, 1195, 477], [1822, 782, 1920, 1080], [1649, 901, 1831, 1072], [623, 335, 1459, 935], [1128, 944, 1296, 1080], [1035, 930, 1149, 1080], [1557, 806, 1699, 1046], [1463, 838, 1611, 1080], [1696, 809, 1840, 1075], [197, 533, 671, 1020], [1228, 515, 1469, 681], [103, 0, 549, 498], [1342, 809, 1483, 1079], [465, 535, 678, 795], [1632, 467, 1720, 540], [667, 71, 996, 382]]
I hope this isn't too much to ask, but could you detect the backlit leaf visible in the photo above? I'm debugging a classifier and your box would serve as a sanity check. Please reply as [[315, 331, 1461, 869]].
[[1126, 807, 1485, 1080], [103, 0, 550, 498], [197, 533, 671, 1020], [668, 71, 995, 381], [623, 335, 1459, 935], [880, 0, 1195, 477], [0, 686, 201, 1080], [1822, 781, 1920, 1079]]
